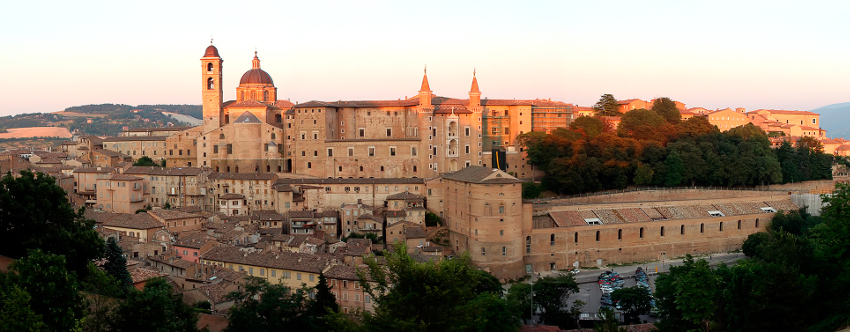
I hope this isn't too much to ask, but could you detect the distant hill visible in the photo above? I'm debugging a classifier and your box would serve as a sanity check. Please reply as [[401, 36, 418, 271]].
[[809, 102, 850, 139], [0, 104, 202, 138]]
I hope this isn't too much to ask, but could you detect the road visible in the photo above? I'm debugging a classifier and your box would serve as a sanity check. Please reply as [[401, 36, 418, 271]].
[[510, 252, 746, 323]]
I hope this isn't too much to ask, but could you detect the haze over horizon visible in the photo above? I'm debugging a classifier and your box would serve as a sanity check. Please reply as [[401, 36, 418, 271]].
[[1, 0, 848, 116]]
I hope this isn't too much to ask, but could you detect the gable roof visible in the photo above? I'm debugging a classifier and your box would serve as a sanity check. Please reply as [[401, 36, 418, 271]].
[[103, 213, 163, 230], [441, 166, 521, 184], [232, 111, 263, 124]]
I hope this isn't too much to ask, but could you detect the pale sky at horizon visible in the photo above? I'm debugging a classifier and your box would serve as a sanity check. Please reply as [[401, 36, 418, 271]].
[[1, 0, 848, 116]]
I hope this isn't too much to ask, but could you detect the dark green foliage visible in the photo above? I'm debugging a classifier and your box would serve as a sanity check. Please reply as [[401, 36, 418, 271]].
[[133, 156, 158, 167], [610, 286, 652, 324], [592, 94, 620, 117], [111, 278, 201, 332], [569, 115, 605, 139], [0, 170, 105, 278], [663, 150, 684, 186], [594, 307, 626, 332], [505, 283, 533, 322], [617, 109, 667, 141], [310, 273, 339, 330], [353, 245, 519, 332], [81, 263, 124, 332], [656, 186, 850, 332], [425, 211, 442, 226], [224, 277, 312, 332], [0, 273, 48, 332], [164, 201, 172, 210], [530, 274, 581, 329], [5, 250, 85, 332], [522, 182, 544, 199], [104, 237, 133, 289], [651, 97, 681, 124]]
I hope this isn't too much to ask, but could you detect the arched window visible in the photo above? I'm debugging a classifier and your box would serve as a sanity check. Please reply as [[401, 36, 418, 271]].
[[235, 166, 239, 173], [595, 231, 600, 241], [207, 77, 214, 90], [226, 166, 230, 172], [550, 234, 555, 246], [618, 229, 622, 240], [263, 90, 269, 101], [700, 223, 705, 233], [502, 246, 507, 256], [574, 233, 578, 243], [266, 165, 270, 172], [241, 91, 245, 101], [271, 133, 276, 140], [307, 162, 312, 168], [207, 63, 213, 72], [275, 114, 281, 123], [737, 220, 741, 229], [481, 247, 485, 256], [526, 236, 531, 254], [755, 218, 760, 228], [359, 166, 363, 172], [680, 225, 685, 235], [639, 227, 644, 238], [661, 226, 665, 237], [219, 133, 225, 139], [484, 203, 492, 216], [499, 204, 505, 214]]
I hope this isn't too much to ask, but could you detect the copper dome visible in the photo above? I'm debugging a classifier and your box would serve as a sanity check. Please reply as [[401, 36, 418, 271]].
[[239, 52, 274, 85], [203, 45, 220, 57], [239, 69, 274, 85]]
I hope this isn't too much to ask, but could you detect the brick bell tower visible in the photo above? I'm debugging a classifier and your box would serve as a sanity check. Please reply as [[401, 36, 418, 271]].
[[201, 40, 223, 133]]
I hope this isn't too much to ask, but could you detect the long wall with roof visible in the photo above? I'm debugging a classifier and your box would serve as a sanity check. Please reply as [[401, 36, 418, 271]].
[[522, 193, 795, 271]]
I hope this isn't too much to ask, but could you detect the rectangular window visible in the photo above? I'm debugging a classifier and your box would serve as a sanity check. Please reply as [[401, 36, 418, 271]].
[[297, 273, 302, 280], [368, 147, 375, 156], [348, 148, 354, 157], [328, 148, 333, 157], [465, 127, 470, 136], [390, 147, 396, 156], [359, 128, 365, 137], [465, 145, 470, 154], [411, 147, 417, 156], [386, 128, 392, 137], [227, 144, 233, 154]]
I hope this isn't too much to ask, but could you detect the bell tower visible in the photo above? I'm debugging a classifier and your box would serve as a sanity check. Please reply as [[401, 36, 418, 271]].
[[202, 40, 224, 132]]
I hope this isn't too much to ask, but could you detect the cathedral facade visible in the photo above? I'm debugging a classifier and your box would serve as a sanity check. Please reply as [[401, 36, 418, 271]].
[[191, 43, 571, 180]]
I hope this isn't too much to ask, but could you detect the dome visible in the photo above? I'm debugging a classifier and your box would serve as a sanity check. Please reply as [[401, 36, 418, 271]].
[[239, 69, 274, 85], [203, 45, 220, 57], [239, 52, 274, 85]]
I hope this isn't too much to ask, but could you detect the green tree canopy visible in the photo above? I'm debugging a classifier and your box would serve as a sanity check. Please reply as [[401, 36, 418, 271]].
[[132, 156, 158, 167], [111, 278, 202, 332], [5, 250, 85, 332], [592, 94, 620, 117], [651, 97, 681, 124], [0, 171, 105, 277], [569, 116, 605, 139], [355, 245, 519, 332], [611, 286, 652, 324]]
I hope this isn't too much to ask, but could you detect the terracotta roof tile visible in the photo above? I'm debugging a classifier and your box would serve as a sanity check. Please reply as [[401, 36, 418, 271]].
[[103, 213, 163, 230], [201, 246, 335, 273]]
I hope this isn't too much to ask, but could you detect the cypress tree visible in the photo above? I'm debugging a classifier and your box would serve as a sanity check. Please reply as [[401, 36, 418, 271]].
[[104, 237, 132, 289]]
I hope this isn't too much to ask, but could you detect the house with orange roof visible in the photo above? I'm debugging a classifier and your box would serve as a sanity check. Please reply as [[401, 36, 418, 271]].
[[749, 109, 820, 128], [617, 99, 650, 113]]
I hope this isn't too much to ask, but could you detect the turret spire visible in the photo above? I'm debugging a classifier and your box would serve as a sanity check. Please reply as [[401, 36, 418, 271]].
[[252, 51, 260, 69], [470, 68, 480, 93], [419, 65, 431, 92]]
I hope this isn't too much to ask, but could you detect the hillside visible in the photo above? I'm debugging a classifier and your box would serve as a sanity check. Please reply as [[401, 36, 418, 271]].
[[0, 104, 201, 140], [809, 102, 850, 138]]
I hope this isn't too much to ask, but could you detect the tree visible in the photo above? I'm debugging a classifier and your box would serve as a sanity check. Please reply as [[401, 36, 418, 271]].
[[133, 156, 158, 167], [81, 262, 124, 332], [6, 250, 85, 332], [633, 162, 654, 185], [356, 245, 519, 332], [531, 273, 581, 329], [654, 255, 718, 332], [0, 171, 105, 277], [663, 150, 684, 186], [611, 287, 652, 324], [522, 182, 544, 199], [310, 273, 339, 330], [111, 278, 202, 332], [506, 283, 533, 323], [104, 237, 133, 290], [570, 116, 605, 139], [616, 109, 668, 142], [0, 272, 48, 332], [592, 94, 620, 117], [677, 116, 717, 138], [594, 307, 625, 332], [651, 97, 681, 124], [224, 277, 312, 332]]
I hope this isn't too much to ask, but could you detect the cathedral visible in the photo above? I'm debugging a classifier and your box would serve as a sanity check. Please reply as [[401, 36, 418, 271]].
[[172, 42, 573, 180]]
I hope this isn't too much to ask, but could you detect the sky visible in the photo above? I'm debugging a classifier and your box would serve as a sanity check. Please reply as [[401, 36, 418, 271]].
[[1, 0, 848, 116]]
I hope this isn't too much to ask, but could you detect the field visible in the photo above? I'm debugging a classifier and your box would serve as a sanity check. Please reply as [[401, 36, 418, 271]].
[[0, 127, 73, 139]]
